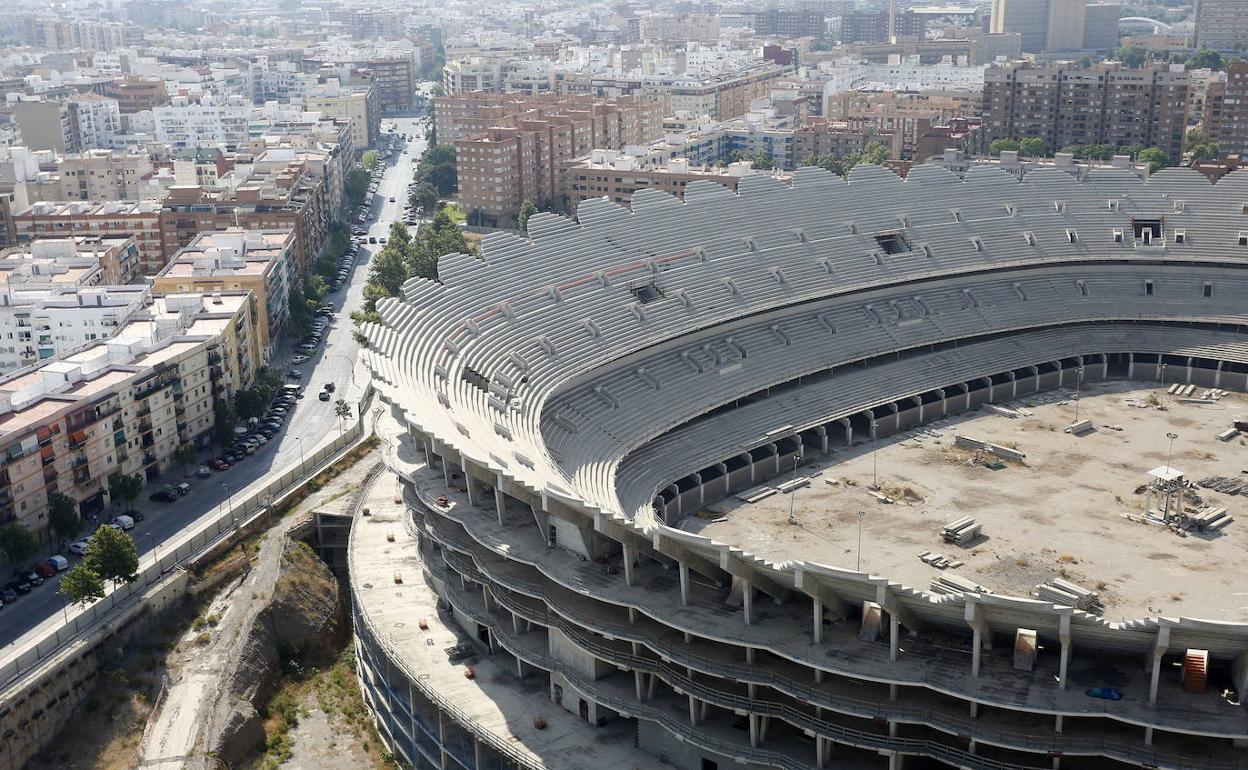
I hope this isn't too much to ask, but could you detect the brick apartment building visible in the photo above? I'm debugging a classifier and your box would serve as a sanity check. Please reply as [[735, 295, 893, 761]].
[[158, 162, 328, 276], [443, 94, 664, 227], [840, 10, 927, 44], [1202, 61, 1248, 157], [14, 200, 165, 275], [983, 61, 1190, 161]]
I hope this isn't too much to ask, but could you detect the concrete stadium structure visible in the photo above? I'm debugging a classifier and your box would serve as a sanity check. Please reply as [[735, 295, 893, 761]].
[[353, 164, 1248, 770]]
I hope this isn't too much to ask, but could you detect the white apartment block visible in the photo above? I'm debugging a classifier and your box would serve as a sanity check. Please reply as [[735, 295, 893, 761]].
[[0, 284, 150, 372], [153, 94, 250, 149]]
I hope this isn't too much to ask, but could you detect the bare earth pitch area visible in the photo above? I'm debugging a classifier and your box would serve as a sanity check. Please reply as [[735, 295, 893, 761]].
[[689, 381, 1248, 622]]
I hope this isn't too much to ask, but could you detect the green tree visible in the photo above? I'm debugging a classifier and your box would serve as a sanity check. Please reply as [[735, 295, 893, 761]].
[[235, 388, 267, 420], [1136, 146, 1169, 173], [517, 199, 538, 233], [107, 471, 143, 512], [858, 140, 889, 166], [48, 492, 82, 542], [410, 182, 439, 213], [416, 144, 458, 196], [334, 398, 353, 432], [1189, 141, 1220, 161], [174, 444, 198, 473], [989, 138, 1021, 156], [0, 523, 37, 563], [84, 525, 138, 588], [368, 245, 411, 298], [1018, 137, 1051, 158], [1187, 49, 1224, 70], [362, 150, 379, 171], [60, 565, 105, 606], [345, 169, 370, 207], [1113, 45, 1148, 68], [213, 401, 238, 448], [748, 150, 774, 170], [386, 221, 412, 251]]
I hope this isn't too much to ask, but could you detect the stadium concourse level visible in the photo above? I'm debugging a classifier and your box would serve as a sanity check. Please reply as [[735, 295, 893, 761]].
[[359, 163, 1248, 770]]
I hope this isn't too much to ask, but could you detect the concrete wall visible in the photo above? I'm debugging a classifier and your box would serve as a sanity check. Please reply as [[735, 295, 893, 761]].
[[547, 627, 613, 681], [637, 718, 755, 770]]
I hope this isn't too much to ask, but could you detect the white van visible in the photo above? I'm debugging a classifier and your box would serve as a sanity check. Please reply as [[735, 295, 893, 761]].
[[110, 514, 135, 531]]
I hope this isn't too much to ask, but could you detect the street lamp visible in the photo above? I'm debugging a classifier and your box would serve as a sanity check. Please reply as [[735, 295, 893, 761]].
[[856, 510, 866, 572], [1160, 361, 1168, 399], [220, 482, 235, 530], [870, 419, 879, 490], [1073, 365, 1085, 423], [787, 447, 803, 525], [295, 436, 307, 475], [1165, 432, 1178, 473]]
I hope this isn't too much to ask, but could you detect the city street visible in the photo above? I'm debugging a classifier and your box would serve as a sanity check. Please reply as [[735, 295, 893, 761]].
[[0, 117, 427, 648]]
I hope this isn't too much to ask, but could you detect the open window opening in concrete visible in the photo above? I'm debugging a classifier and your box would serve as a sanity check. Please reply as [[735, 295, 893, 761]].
[[873, 232, 910, 255], [631, 283, 663, 304]]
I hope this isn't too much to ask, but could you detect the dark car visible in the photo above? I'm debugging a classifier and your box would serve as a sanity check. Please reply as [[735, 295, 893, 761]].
[[14, 568, 42, 587], [1, 586, 16, 603], [149, 489, 178, 503], [6, 579, 29, 595], [318, 390, 331, 401], [210, 458, 231, 471]]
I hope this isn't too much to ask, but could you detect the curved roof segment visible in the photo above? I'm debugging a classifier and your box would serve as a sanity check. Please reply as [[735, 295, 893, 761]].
[[363, 163, 1248, 616]]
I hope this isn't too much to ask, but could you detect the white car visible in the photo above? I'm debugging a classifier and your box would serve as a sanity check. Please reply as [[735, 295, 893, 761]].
[[69, 538, 92, 556], [291, 354, 309, 365]]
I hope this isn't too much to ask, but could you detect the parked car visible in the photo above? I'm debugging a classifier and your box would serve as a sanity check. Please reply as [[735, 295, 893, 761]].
[[150, 489, 178, 503], [389, 196, 396, 202], [109, 514, 135, 531], [47, 555, 69, 572], [324, 382, 336, 393], [286, 369, 303, 379], [196, 464, 212, 478], [1, 586, 17, 603], [210, 458, 230, 471], [291, 354, 309, 365], [35, 561, 57, 578], [368, 237, 377, 244], [175, 482, 191, 496], [69, 538, 91, 556], [318, 390, 331, 401], [14, 568, 42, 587]]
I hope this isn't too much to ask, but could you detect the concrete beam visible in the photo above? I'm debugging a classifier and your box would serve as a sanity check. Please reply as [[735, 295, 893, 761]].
[[1148, 625, 1171, 706]]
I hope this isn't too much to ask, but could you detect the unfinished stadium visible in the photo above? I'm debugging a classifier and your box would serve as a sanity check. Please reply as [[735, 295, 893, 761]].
[[351, 163, 1248, 770]]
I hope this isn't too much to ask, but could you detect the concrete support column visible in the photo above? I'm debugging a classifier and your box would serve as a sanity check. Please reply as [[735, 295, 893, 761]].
[[679, 562, 690, 606], [717, 463, 730, 498], [749, 714, 759, 747], [692, 472, 704, 507], [1145, 726, 1154, 745], [1008, 371, 1018, 399], [840, 418, 853, 446], [816, 736, 830, 768], [688, 695, 699, 726], [1215, 360, 1224, 388], [936, 388, 947, 418], [889, 752, 905, 770], [745, 646, 755, 663], [812, 596, 823, 643], [1054, 714, 1063, 734], [516, 657, 526, 677], [1186, 356, 1194, 385], [1148, 626, 1170, 706], [816, 425, 829, 453], [493, 487, 506, 527], [889, 615, 900, 662], [635, 670, 646, 701], [442, 458, 452, 487], [464, 473, 476, 506], [742, 579, 754, 625], [1128, 352, 1135, 379], [1058, 614, 1071, 690], [622, 543, 636, 587], [512, 614, 524, 635]]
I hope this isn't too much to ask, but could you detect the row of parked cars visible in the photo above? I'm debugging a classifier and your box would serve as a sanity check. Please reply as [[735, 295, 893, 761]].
[[1, 556, 70, 605]]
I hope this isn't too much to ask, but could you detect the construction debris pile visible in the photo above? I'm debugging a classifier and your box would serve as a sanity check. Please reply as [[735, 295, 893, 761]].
[[941, 515, 982, 545], [1034, 577, 1104, 614], [1168, 384, 1226, 403], [930, 573, 990, 596], [954, 435, 1025, 462]]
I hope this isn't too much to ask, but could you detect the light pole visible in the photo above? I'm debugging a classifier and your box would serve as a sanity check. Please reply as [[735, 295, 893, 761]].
[[1073, 365, 1085, 423], [1165, 432, 1178, 473], [787, 448, 802, 525], [220, 482, 235, 530], [870, 419, 879, 490], [1160, 361, 1168, 399], [295, 436, 307, 475], [326, 353, 356, 385], [856, 510, 866, 572]]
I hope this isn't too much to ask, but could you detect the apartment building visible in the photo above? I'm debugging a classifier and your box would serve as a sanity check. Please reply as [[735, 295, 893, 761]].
[[434, 92, 663, 145], [22, 17, 140, 51], [151, 229, 292, 361], [43, 149, 162, 202], [564, 151, 786, 212], [0, 289, 257, 536], [983, 61, 1190, 161], [451, 95, 665, 226], [158, 161, 327, 277], [153, 94, 251, 149], [357, 53, 418, 114], [638, 65, 789, 120], [754, 9, 827, 39], [791, 117, 905, 163], [637, 13, 720, 44], [1194, 0, 1248, 53], [0, 284, 149, 372], [989, 0, 1123, 53], [302, 80, 380, 151], [102, 76, 170, 114], [840, 10, 927, 44], [0, 236, 139, 288], [14, 201, 164, 276], [1202, 62, 1248, 156]]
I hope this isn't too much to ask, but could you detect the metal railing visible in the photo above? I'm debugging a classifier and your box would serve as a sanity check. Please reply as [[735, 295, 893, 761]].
[[0, 388, 374, 691]]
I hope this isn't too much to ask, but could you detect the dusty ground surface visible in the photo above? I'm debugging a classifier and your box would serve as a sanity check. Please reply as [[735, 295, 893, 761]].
[[693, 381, 1248, 622]]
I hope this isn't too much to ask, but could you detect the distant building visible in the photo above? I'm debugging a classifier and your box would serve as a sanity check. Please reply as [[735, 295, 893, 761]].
[[1194, 0, 1248, 53], [14, 201, 164, 276], [840, 11, 927, 44], [564, 151, 787, 212], [1202, 61, 1248, 156], [754, 9, 827, 39], [989, 0, 1122, 53], [303, 81, 381, 151], [0, 282, 149, 372]]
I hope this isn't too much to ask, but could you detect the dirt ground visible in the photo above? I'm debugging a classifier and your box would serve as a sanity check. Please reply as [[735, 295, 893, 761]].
[[693, 381, 1248, 622]]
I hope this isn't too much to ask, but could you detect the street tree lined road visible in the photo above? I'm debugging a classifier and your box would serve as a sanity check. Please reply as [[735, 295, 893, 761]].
[[0, 117, 427, 649]]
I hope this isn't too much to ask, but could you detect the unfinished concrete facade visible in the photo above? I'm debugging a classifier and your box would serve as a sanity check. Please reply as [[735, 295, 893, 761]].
[[356, 163, 1248, 770]]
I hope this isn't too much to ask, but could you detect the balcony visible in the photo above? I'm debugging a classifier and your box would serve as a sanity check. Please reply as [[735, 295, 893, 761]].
[[43, 467, 58, 485], [111, 417, 124, 432], [68, 431, 89, 450], [141, 434, 155, 448], [142, 452, 157, 466], [137, 404, 151, 417], [72, 453, 89, 469], [114, 429, 125, 446], [74, 468, 90, 485]]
